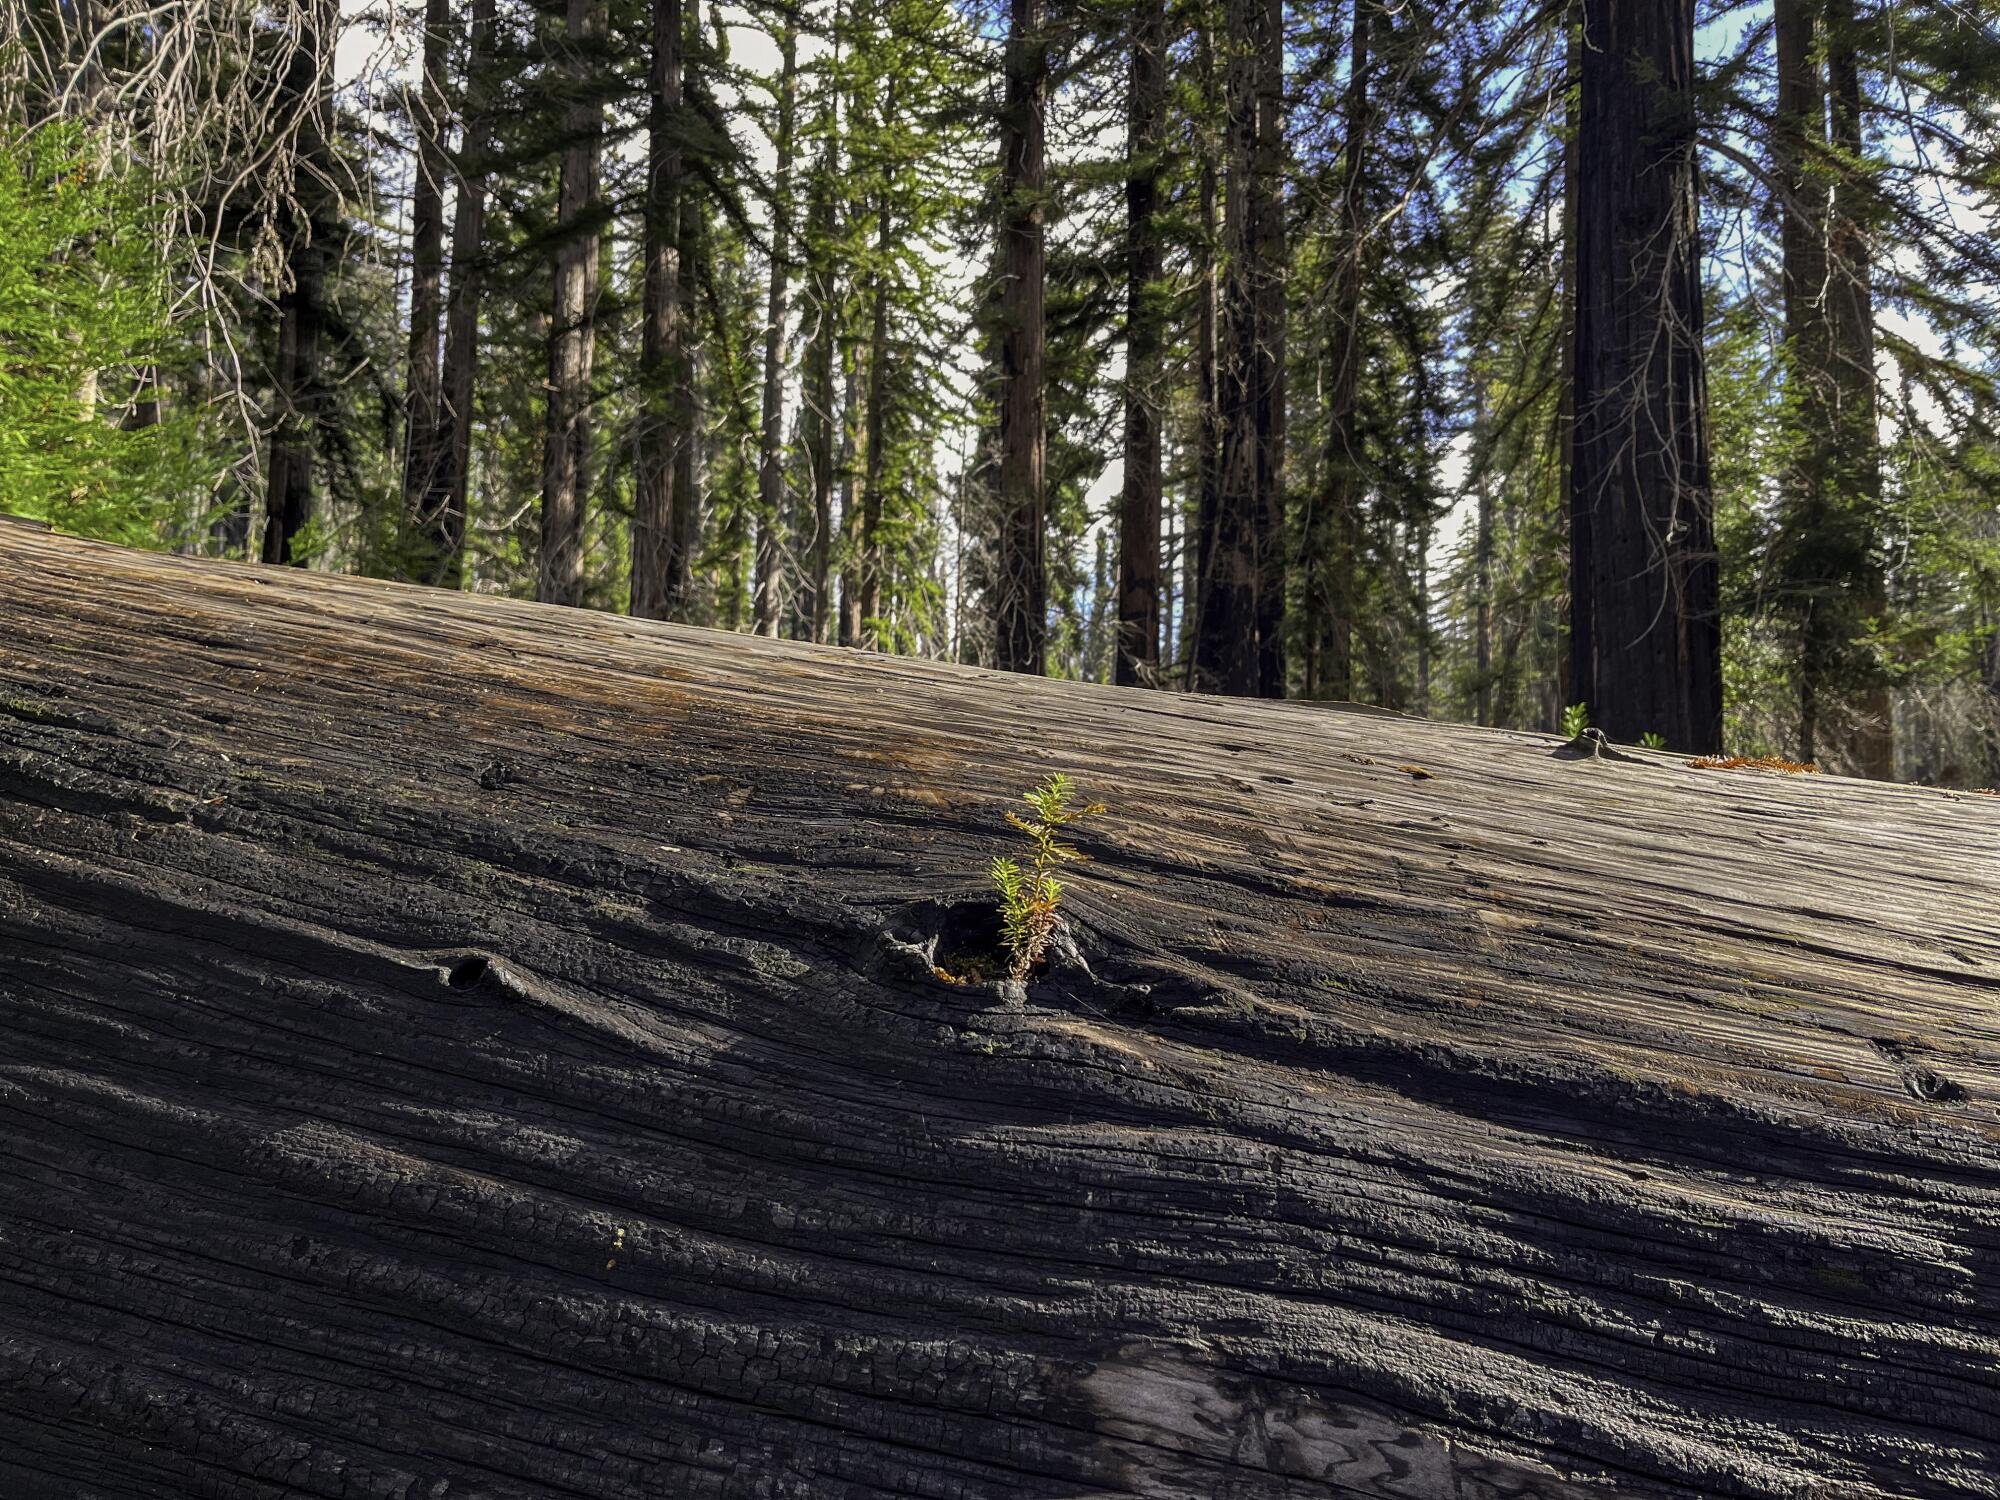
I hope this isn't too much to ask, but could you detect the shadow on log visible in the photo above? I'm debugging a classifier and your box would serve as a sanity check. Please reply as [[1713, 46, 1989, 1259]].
[[2, 529, 1998, 1498]]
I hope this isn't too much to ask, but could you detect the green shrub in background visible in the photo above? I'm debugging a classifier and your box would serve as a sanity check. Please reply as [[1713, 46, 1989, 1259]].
[[0, 123, 205, 543]]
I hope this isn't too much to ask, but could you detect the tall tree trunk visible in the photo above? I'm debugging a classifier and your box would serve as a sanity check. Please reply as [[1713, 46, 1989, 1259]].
[[670, 46, 706, 622], [1159, 478, 1178, 671], [994, 0, 1047, 675], [261, 255, 325, 567], [1194, 0, 1283, 696], [422, 0, 497, 592], [1556, 0, 1580, 714], [1474, 385, 1493, 726], [1773, 0, 1835, 765], [1306, 0, 1369, 701], [1414, 511, 1433, 714], [1827, 0, 1892, 779], [1985, 616, 2000, 787], [631, 0, 685, 620], [798, 141, 839, 645], [752, 22, 799, 639], [1115, 0, 1166, 688], [1187, 8, 1221, 688], [1568, 0, 1720, 751], [400, 0, 449, 576], [838, 356, 863, 647], [1250, 0, 1287, 699], [859, 178, 892, 646], [1194, 0, 1254, 694], [538, 0, 605, 608], [261, 1, 336, 569]]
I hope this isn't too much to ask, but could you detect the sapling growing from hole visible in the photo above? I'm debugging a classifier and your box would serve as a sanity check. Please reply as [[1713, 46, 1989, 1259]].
[[989, 773, 1104, 981]]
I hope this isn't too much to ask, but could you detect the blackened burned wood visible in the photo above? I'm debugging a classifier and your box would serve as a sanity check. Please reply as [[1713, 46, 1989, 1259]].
[[1, 533, 1998, 1500]]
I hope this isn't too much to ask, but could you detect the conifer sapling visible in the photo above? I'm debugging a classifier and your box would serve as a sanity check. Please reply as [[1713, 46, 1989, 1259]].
[[989, 773, 1105, 981]]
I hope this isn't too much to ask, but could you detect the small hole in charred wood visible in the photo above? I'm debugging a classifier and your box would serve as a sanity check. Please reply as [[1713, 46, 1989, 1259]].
[[447, 955, 490, 989], [1905, 1067, 1967, 1105], [880, 897, 1123, 1006], [888, 897, 1011, 985]]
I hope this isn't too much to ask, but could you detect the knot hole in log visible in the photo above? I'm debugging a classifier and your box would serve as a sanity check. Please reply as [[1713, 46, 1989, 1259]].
[[878, 895, 1098, 997], [445, 954, 491, 990]]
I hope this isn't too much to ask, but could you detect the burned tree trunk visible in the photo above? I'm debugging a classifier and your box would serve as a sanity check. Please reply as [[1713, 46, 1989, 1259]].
[[3, 529, 1999, 1499], [796, 135, 840, 646], [1305, 0, 1371, 703], [260, 0, 337, 569], [399, 0, 450, 568], [1568, 0, 1721, 751], [1195, 0, 1286, 699], [857, 88, 897, 649], [419, 0, 500, 594], [752, 20, 799, 641], [538, 0, 606, 608], [1115, 0, 1165, 689], [631, 0, 686, 622], [1824, 0, 1893, 780], [994, 0, 1048, 676]]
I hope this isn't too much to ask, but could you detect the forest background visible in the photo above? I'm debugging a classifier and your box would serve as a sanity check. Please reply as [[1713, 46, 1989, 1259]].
[[3, 0, 1997, 784]]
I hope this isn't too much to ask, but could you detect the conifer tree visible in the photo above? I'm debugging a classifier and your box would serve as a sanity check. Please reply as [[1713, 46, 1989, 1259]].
[[419, 0, 499, 591], [1193, 0, 1284, 696], [1568, 0, 1720, 750], [752, 19, 799, 638], [400, 0, 450, 571], [1115, 0, 1167, 687], [794, 43, 843, 644], [994, 0, 1048, 674], [538, 0, 607, 606], [262, 0, 340, 567], [631, 0, 687, 619]]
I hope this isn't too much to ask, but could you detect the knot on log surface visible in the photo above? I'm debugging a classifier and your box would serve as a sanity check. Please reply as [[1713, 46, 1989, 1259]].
[[2, 530, 1999, 1499]]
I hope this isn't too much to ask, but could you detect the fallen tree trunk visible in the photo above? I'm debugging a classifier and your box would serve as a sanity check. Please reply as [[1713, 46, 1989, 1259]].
[[1, 527, 1998, 1500]]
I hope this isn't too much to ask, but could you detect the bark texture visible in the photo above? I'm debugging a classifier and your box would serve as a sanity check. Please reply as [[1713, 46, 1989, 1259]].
[[1568, 0, 1721, 751], [419, 0, 499, 593], [399, 0, 450, 568], [1304, 0, 1370, 702], [994, 0, 1048, 676], [631, 0, 686, 622], [1248, 0, 1287, 702], [858, 105, 895, 650], [1188, 9, 1221, 688], [538, 0, 606, 608], [1824, 0, 1893, 780], [4, 530, 2000, 1499], [797, 137, 839, 646], [1115, 0, 1165, 690], [1195, 0, 1286, 699], [752, 23, 799, 641], [1772, 0, 1892, 780], [260, 0, 336, 569]]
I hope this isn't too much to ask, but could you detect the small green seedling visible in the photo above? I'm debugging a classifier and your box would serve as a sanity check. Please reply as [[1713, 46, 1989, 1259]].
[[1639, 731, 1667, 750], [990, 773, 1104, 981], [1560, 702, 1591, 739]]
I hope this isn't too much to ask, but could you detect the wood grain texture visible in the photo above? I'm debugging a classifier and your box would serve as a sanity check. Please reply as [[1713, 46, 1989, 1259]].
[[2, 529, 1998, 1499]]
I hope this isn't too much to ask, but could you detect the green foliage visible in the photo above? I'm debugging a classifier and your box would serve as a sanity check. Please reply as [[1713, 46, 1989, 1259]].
[[1560, 702, 1591, 738], [1639, 731, 1667, 750], [0, 124, 207, 541], [988, 773, 1104, 981]]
